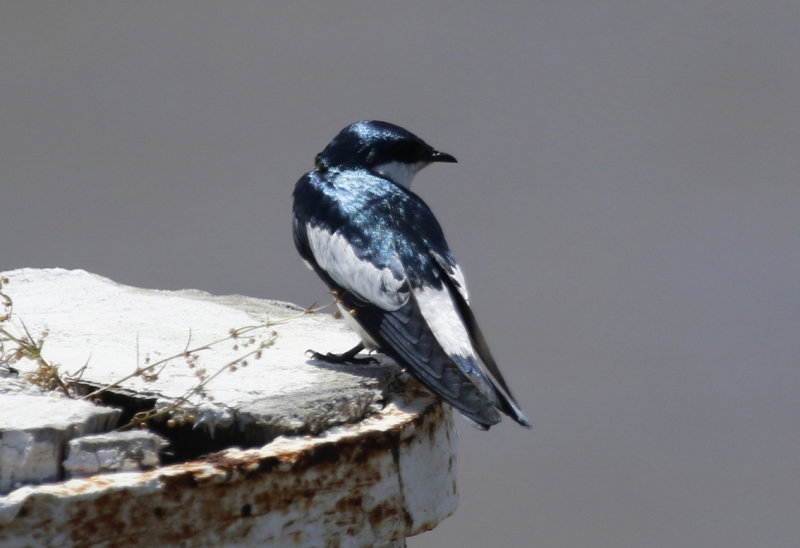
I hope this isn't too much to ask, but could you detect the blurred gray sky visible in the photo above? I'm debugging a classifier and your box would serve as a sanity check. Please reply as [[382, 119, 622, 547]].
[[2, 2, 799, 546]]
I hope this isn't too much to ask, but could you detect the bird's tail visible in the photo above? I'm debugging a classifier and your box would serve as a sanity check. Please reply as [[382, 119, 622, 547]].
[[450, 353, 531, 428], [493, 384, 531, 428]]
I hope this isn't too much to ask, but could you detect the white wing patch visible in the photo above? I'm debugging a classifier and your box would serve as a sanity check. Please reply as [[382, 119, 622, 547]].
[[306, 224, 408, 311], [429, 250, 470, 304], [414, 282, 502, 408], [447, 263, 470, 304], [414, 284, 475, 359]]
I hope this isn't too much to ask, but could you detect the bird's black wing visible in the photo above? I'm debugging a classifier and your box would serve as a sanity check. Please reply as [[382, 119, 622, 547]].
[[428, 250, 530, 426]]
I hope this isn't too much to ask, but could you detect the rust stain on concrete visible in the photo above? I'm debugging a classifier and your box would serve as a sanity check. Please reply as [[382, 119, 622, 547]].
[[0, 387, 457, 548]]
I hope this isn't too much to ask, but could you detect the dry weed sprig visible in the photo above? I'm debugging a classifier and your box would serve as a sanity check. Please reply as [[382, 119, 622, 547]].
[[100, 301, 333, 430], [1, 273, 337, 433], [0, 277, 70, 395], [79, 301, 328, 403], [118, 334, 278, 431]]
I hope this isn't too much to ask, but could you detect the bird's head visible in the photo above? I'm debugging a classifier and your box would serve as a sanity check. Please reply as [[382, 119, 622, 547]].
[[314, 120, 457, 188]]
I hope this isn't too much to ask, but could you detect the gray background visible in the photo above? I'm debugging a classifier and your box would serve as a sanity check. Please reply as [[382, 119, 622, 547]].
[[2, 2, 799, 546]]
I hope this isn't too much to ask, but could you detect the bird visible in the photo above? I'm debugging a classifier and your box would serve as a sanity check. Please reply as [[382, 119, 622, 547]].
[[292, 120, 530, 429]]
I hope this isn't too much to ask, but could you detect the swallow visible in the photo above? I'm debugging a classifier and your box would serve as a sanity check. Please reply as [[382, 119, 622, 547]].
[[292, 120, 529, 428]]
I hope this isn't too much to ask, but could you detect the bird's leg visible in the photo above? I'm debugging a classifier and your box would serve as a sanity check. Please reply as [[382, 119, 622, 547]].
[[306, 342, 378, 365]]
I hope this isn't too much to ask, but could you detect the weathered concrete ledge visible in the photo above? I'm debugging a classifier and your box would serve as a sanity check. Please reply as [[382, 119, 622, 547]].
[[0, 268, 458, 547], [0, 386, 456, 547]]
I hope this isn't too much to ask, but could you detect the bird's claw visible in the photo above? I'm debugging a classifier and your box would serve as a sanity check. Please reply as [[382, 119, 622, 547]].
[[305, 349, 378, 365]]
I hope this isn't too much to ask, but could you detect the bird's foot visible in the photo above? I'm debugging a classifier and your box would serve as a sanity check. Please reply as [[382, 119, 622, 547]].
[[305, 343, 378, 365], [306, 350, 378, 365]]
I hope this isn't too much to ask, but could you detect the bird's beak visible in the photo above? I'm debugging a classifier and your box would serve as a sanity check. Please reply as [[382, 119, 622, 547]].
[[430, 150, 457, 163]]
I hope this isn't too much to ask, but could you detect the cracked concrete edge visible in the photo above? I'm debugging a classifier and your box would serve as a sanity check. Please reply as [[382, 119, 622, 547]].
[[0, 394, 122, 494], [63, 431, 169, 479]]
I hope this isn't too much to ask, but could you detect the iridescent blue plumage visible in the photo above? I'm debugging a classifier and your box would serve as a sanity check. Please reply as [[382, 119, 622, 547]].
[[292, 120, 530, 429]]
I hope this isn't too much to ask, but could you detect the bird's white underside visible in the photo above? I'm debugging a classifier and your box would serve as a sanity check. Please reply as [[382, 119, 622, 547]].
[[372, 161, 427, 188], [336, 301, 380, 349]]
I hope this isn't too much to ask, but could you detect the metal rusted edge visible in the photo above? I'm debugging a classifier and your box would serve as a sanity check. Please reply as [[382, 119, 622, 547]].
[[0, 381, 453, 546]]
